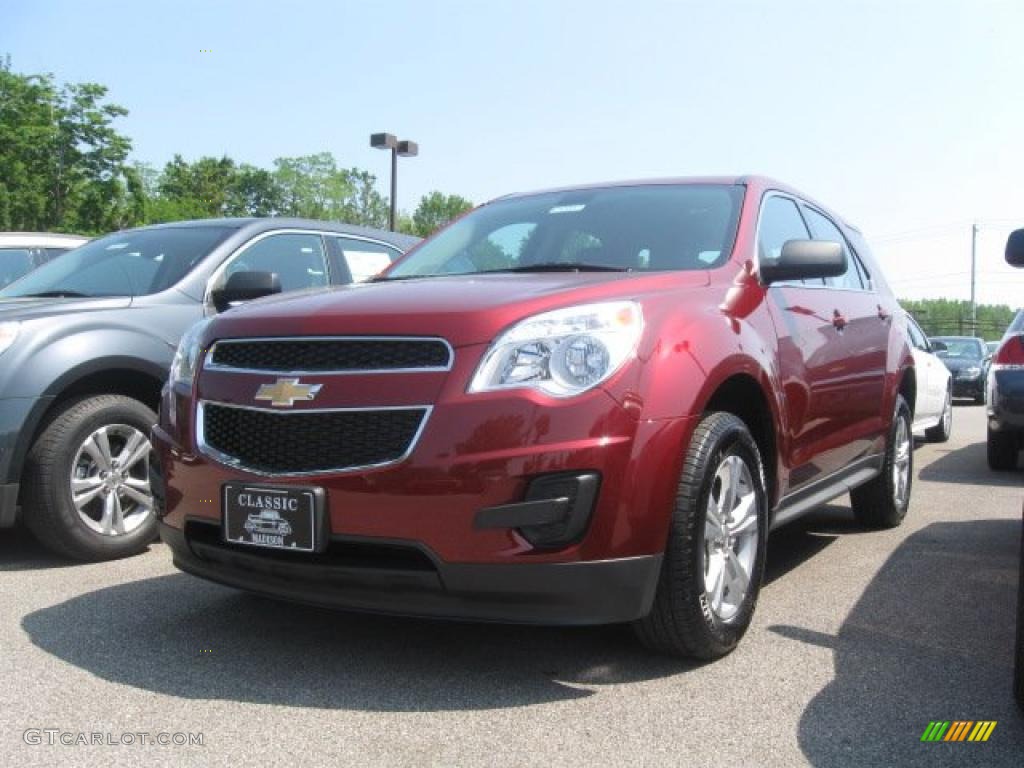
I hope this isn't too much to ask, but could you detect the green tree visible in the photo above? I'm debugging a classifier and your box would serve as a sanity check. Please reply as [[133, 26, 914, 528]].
[[156, 154, 237, 219], [341, 167, 388, 228], [225, 164, 283, 217], [273, 152, 350, 220], [412, 191, 474, 237], [901, 298, 1016, 341], [0, 57, 139, 233]]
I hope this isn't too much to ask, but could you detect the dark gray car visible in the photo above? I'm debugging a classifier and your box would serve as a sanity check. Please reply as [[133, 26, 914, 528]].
[[0, 218, 418, 560]]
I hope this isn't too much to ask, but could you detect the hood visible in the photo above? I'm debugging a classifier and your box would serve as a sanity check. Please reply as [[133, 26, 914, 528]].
[[207, 271, 711, 347], [0, 296, 133, 322]]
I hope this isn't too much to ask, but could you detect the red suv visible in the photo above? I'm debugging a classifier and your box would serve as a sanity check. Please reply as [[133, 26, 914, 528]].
[[153, 177, 915, 658]]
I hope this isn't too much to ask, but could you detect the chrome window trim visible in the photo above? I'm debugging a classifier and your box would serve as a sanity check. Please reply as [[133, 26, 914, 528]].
[[203, 229, 405, 311], [203, 335, 455, 375], [196, 400, 433, 478]]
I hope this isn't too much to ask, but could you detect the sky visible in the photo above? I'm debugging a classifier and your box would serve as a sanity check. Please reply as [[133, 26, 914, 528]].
[[3, 0, 1024, 306]]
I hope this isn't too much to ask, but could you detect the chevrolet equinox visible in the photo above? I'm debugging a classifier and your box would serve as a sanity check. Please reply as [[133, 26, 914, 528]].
[[154, 177, 915, 658]]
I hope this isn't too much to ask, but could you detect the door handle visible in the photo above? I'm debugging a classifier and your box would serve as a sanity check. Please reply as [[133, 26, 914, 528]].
[[832, 310, 847, 333]]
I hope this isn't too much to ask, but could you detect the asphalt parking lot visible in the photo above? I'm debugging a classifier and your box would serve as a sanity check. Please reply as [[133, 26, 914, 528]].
[[1, 404, 1021, 767]]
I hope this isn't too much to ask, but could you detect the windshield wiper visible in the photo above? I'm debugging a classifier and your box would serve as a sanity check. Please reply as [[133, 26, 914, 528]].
[[16, 290, 93, 298], [489, 262, 629, 273]]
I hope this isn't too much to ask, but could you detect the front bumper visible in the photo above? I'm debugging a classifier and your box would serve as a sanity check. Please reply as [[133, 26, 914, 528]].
[[0, 396, 49, 527], [952, 375, 984, 399], [160, 520, 662, 624], [154, 371, 696, 623]]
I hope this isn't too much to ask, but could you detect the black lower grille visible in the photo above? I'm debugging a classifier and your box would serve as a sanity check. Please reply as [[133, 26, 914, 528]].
[[209, 338, 451, 372], [202, 403, 426, 473]]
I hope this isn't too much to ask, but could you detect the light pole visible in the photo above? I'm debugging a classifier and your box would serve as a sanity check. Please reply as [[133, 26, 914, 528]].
[[970, 221, 978, 333], [370, 132, 418, 231]]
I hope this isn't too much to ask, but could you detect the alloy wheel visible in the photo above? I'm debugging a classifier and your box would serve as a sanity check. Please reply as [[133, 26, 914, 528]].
[[703, 454, 759, 622], [892, 415, 911, 507], [70, 424, 154, 536]]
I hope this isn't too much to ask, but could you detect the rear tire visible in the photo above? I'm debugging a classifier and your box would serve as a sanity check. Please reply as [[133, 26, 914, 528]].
[[633, 412, 767, 659], [23, 395, 158, 561], [924, 388, 952, 443], [987, 426, 1019, 471], [850, 394, 912, 529]]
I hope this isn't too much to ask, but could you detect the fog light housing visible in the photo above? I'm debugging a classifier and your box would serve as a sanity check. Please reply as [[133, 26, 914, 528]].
[[475, 471, 600, 548], [520, 472, 600, 547]]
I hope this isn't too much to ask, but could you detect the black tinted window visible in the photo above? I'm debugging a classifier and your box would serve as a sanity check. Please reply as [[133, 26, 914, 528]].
[[802, 206, 863, 291], [0, 227, 232, 298], [387, 184, 744, 277]]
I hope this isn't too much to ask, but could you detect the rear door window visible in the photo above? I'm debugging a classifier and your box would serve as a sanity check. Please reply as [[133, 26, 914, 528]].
[[333, 237, 402, 283]]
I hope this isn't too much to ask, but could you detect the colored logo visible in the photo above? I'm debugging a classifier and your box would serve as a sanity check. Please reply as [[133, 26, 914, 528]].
[[255, 378, 322, 407], [920, 721, 996, 742]]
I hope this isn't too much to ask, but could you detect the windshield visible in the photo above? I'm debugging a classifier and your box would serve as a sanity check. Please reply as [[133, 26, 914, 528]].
[[932, 338, 985, 359], [0, 226, 233, 299], [385, 184, 744, 279]]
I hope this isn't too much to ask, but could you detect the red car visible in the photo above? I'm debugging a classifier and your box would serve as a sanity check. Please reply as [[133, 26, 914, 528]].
[[153, 177, 915, 658]]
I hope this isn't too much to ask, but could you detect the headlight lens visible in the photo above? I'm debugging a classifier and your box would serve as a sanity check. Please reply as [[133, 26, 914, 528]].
[[469, 301, 643, 397], [963, 366, 982, 378], [169, 318, 213, 389], [0, 322, 19, 357]]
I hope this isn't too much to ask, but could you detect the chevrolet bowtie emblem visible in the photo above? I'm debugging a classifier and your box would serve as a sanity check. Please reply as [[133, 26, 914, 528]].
[[255, 378, 323, 407]]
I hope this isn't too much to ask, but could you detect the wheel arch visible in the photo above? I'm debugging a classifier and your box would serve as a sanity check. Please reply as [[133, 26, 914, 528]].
[[692, 364, 782, 507], [12, 358, 166, 501]]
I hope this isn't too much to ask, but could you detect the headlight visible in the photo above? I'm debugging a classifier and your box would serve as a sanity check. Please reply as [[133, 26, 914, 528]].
[[963, 366, 982, 378], [469, 301, 643, 397], [0, 322, 19, 357], [169, 317, 213, 389]]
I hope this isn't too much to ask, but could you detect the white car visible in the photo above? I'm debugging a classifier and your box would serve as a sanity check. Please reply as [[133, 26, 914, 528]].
[[905, 312, 953, 442], [0, 232, 89, 289]]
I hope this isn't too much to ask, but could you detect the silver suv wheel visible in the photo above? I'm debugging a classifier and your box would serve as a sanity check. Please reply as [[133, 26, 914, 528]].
[[703, 454, 759, 622], [71, 424, 154, 536]]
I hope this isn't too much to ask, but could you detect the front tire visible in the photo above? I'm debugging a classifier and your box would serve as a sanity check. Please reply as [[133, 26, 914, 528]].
[[23, 395, 158, 561], [924, 388, 952, 443], [634, 412, 767, 659], [850, 394, 912, 529]]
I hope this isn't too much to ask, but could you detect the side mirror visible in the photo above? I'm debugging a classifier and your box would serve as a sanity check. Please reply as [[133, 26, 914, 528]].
[[211, 271, 281, 313], [760, 240, 846, 285], [930, 340, 948, 352], [1006, 229, 1024, 267]]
